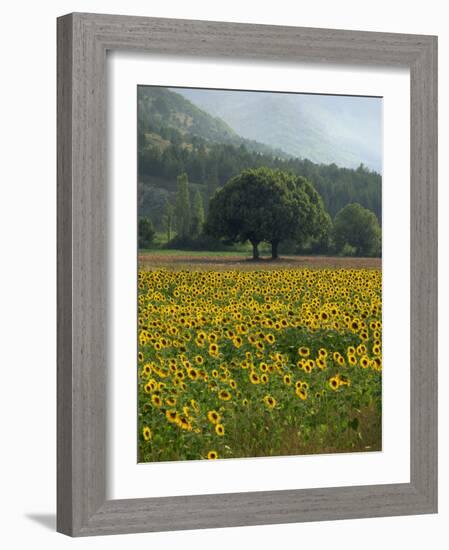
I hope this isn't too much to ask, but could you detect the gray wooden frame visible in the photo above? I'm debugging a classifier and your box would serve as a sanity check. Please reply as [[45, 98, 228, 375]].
[[57, 12, 438, 537]]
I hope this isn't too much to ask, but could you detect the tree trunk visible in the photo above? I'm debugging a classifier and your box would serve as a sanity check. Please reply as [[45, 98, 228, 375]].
[[251, 241, 260, 260], [271, 241, 279, 260]]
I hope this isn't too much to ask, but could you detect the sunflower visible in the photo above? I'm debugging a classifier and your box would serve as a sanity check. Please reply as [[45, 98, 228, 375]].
[[218, 390, 232, 401], [187, 368, 199, 381], [151, 394, 162, 407], [318, 348, 328, 358], [303, 362, 313, 374], [298, 346, 310, 357], [249, 371, 260, 385], [142, 364, 152, 377], [215, 423, 225, 436], [142, 426, 152, 441], [329, 376, 340, 391], [168, 362, 177, 374], [207, 450, 218, 459], [207, 410, 221, 425], [165, 410, 179, 423], [263, 395, 276, 409], [356, 344, 367, 356], [209, 343, 219, 356], [177, 417, 193, 431], [233, 336, 243, 348], [372, 344, 381, 356], [360, 356, 370, 369], [295, 387, 307, 401]]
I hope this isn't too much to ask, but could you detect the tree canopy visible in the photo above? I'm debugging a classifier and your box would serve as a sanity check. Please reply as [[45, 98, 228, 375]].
[[333, 202, 381, 257], [206, 167, 330, 259]]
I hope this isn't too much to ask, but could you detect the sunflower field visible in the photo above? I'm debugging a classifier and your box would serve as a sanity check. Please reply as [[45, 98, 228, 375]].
[[138, 268, 382, 462]]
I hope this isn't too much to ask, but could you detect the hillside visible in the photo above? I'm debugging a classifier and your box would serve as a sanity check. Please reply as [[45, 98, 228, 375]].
[[138, 86, 286, 157], [176, 88, 382, 172]]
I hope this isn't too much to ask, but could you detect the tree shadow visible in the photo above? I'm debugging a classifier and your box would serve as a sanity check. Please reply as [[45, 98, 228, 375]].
[[25, 513, 56, 531]]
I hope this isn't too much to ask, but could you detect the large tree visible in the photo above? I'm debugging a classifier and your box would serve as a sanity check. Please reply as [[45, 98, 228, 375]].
[[333, 202, 381, 257], [206, 167, 329, 259]]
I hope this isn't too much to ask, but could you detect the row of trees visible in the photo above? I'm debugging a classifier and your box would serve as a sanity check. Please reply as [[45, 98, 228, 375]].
[[206, 168, 380, 259], [157, 173, 207, 244], [138, 173, 208, 249], [139, 141, 381, 221], [139, 168, 381, 258]]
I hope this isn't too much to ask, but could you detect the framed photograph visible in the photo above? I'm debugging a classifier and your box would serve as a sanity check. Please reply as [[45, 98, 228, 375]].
[[57, 12, 437, 536]]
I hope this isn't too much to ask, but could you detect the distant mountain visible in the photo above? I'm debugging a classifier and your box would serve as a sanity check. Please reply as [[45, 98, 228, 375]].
[[138, 86, 287, 158], [174, 88, 382, 172]]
